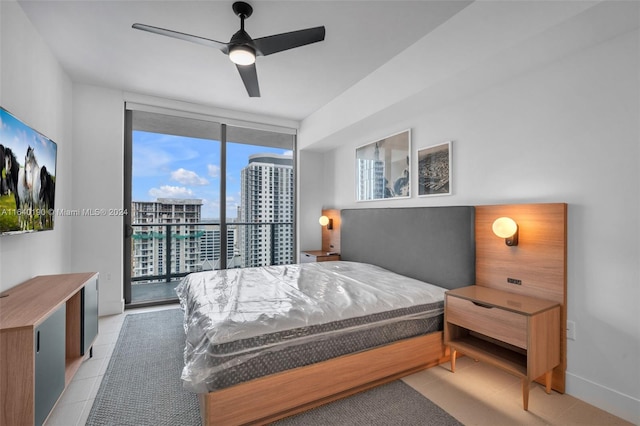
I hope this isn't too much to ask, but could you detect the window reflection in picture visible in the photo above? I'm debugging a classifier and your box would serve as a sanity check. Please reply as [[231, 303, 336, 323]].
[[356, 129, 410, 201]]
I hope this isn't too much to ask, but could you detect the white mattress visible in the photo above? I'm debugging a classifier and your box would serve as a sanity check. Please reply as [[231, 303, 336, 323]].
[[176, 261, 447, 392], [176, 261, 447, 344]]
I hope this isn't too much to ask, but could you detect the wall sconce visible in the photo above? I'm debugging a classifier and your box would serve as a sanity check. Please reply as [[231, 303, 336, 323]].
[[492, 217, 519, 246], [319, 215, 333, 230]]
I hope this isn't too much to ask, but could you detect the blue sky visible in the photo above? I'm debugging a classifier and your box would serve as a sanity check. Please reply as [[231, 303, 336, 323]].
[[133, 131, 291, 219], [1, 108, 58, 175]]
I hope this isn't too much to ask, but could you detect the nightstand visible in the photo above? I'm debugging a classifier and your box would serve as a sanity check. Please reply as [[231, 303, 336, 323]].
[[300, 250, 341, 263], [444, 285, 561, 410]]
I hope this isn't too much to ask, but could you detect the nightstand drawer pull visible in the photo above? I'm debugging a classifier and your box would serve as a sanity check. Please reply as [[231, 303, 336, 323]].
[[472, 301, 493, 309]]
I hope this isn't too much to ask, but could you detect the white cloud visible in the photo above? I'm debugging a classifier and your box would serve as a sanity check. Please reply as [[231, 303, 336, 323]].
[[171, 168, 209, 185], [149, 185, 194, 199], [207, 164, 220, 178]]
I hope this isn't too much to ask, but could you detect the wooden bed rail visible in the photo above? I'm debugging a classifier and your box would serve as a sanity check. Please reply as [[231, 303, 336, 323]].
[[199, 332, 447, 426]]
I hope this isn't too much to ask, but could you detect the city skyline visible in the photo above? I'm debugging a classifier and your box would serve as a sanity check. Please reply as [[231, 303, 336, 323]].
[[131, 153, 294, 279], [132, 130, 292, 219]]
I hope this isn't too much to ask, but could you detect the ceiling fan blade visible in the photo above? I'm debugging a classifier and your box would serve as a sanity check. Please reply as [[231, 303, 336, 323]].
[[254, 26, 325, 56], [236, 63, 260, 97], [132, 23, 229, 53]]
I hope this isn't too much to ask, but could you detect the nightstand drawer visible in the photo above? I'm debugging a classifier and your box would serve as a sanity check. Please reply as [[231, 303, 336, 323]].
[[300, 252, 317, 263], [446, 296, 527, 349]]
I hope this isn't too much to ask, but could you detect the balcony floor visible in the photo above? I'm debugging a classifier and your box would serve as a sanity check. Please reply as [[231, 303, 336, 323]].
[[129, 280, 182, 307]]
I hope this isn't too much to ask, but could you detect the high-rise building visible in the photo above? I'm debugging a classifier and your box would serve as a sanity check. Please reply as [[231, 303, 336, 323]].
[[239, 153, 294, 267], [200, 220, 240, 270], [358, 142, 385, 200], [131, 198, 203, 280]]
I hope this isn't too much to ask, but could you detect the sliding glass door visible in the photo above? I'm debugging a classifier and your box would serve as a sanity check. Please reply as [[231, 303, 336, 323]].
[[123, 109, 296, 307]]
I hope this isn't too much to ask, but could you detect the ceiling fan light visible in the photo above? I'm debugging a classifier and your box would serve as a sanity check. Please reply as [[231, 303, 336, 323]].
[[229, 45, 255, 65]]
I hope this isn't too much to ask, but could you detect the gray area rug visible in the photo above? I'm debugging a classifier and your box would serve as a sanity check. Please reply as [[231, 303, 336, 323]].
[[87, 309, 463, 426], [274, 380, 463, 426], [86, 309, 200, 426]]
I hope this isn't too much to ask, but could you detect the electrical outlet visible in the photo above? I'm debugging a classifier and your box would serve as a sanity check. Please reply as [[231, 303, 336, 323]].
[[567, 320, 576, 340]]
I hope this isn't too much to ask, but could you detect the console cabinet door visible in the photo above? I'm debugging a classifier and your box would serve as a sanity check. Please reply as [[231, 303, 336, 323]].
[[34, 305, 66, 426], [81, 276, 99, 355]]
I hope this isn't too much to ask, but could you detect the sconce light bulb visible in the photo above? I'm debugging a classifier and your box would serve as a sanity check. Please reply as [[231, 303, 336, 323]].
[[319, 216, 330, 227], [492, 217, 518, 238]]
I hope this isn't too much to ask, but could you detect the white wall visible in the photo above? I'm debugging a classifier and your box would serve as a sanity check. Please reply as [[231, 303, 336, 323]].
[[71, 84, 125, 315], [298, 9, 639, 424], [297, 150, 325, 252], [0, 1, 73, 291]]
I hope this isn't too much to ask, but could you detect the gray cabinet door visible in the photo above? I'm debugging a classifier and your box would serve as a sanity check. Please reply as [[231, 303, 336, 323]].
[[34, 305, 66, 426], [82, 276, 99, 355]]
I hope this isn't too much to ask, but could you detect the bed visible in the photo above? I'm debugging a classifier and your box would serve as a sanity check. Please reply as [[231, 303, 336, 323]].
[[179, 206, 476, 425], [177, 261, 449, 393]]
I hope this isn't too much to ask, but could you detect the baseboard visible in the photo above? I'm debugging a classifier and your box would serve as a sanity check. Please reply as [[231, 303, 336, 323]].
[[566, 371, 639, 424]]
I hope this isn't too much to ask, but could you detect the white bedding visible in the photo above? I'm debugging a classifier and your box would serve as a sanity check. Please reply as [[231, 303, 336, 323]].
[[176, 261, 447, 345]]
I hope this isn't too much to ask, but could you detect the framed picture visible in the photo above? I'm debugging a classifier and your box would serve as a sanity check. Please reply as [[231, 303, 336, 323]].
[[1, 107, 58, 234], [418, 141, 451, 197], [356, 129, 410, 201]]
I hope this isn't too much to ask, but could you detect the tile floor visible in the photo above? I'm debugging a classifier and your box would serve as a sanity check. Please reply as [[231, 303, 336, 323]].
[[45, 305, 633, 426]]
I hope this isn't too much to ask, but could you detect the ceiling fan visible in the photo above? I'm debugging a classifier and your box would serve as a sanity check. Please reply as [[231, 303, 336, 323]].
[[132, 1, 326, 97]]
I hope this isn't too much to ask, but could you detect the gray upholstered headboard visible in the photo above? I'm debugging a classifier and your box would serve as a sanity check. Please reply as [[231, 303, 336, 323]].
[[340, 207, 475, 290]]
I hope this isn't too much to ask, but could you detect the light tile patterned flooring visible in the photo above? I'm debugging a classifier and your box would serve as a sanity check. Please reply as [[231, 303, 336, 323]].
[[45, 305, 633, 426]]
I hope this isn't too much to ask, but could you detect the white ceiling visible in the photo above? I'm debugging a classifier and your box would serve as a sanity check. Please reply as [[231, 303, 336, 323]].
[[17, 0, 472, 122]]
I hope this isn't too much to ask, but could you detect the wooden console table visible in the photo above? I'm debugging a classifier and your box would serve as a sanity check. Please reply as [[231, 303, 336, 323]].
[[0, 272, 99, 426]]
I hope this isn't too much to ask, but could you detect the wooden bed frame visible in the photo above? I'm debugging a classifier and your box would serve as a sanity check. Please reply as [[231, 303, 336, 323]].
[[199, 332, 448, 425], [196, 203, 566, 425]]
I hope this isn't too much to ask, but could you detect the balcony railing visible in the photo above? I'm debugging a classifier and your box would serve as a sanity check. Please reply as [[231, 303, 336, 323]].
[[130, 222, 294, 285]]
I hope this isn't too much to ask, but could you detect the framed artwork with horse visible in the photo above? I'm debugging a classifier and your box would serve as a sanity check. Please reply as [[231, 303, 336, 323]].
[[0, 107, 57, 235]]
